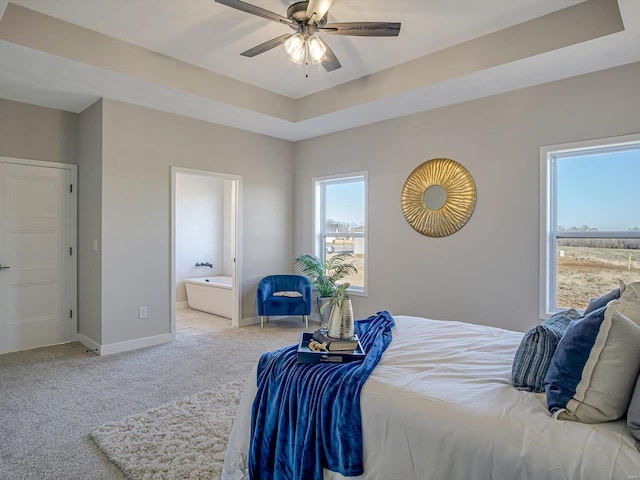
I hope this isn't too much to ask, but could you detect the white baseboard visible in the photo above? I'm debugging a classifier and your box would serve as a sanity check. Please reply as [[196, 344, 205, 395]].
[[74, 333, 101, 354], [238, 316, 260, 327], [97, 332, 175, 356]]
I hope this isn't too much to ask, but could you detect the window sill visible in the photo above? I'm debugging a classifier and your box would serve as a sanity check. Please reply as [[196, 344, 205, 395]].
[[347, 288, 367, 298]]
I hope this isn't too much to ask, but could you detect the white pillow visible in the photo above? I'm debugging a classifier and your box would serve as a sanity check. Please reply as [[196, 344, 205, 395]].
[[608, 280, 640, 324], [272, 291, 303, 297], [627, 373, 640, 440], [619, 280, 640, 437]]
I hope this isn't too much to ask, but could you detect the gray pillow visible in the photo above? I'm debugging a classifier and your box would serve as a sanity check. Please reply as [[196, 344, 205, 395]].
[[628, 375, 640, 440], [584, 287, 620, 315], [511, 309, 581, 393]]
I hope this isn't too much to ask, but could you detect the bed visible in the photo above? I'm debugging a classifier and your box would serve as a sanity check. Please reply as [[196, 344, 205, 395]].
[[222, 315, 640, 479]]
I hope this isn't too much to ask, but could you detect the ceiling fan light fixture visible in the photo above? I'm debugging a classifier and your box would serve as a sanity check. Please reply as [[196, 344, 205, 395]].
[[307, 35, 327, 64], [284, 33, 304, 56], [284, 32, 306, 64], [216, 0, 402, 74], [289, 49, 305, 64], [288, 46, 306, 64]]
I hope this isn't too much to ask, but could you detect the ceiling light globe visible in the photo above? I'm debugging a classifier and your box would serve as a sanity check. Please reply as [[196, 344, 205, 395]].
[[284, 33, 305, 56], [288, 45, 306, 64], [307, 35, 327, 64]]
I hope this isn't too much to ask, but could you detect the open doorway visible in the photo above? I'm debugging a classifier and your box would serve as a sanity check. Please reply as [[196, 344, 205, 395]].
[[171, 167, 242, 335]]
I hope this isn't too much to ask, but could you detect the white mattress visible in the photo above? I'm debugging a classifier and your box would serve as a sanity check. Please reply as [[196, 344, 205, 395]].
[[223, 315, 640, 480]]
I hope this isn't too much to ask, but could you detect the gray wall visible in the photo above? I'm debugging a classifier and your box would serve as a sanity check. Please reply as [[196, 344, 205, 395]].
[[3, 60, 640, 347], [294, 61, 640, 333], [0, 98, 76, 163], [76, 99, 103, 343], [100, 99, 294, 345], [1, 96, 295, 349]]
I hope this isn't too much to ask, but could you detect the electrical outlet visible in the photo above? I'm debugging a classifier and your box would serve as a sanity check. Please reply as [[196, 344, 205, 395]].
[[138, 306, 148, 319]]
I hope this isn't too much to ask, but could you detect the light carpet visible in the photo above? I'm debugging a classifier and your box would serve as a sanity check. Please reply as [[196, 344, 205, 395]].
[[90, 379, 245, 480]]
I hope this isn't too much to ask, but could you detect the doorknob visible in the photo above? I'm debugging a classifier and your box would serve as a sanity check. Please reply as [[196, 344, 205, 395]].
[[0, 264, 10, 270]]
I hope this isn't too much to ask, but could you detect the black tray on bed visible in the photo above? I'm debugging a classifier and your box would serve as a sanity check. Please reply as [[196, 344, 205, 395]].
[[296, 332, 366, 364]]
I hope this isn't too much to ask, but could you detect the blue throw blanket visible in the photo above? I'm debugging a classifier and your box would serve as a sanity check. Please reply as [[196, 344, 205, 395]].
[[248, 311, 395, 480]]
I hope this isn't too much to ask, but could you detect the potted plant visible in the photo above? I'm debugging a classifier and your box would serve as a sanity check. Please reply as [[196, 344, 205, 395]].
[[295, 252, 357, 326]]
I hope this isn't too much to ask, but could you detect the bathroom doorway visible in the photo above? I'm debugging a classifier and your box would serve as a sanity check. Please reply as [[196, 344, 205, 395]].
[[171, 167, 242, 332]]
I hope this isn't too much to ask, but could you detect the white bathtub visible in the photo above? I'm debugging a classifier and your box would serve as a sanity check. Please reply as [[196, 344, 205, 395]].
[[184, 276, 233, 319]]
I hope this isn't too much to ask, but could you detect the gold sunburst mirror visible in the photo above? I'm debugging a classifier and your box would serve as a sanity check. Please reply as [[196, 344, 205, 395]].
[[401, 158, 477, 237]]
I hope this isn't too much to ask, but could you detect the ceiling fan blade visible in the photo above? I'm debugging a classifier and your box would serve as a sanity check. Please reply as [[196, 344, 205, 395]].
[[306, 0, 334, 24], [215, 0, 294, 26], [240, 34, 292, 57], [319, 38, 341, 72], [321, 22, 401, 37]]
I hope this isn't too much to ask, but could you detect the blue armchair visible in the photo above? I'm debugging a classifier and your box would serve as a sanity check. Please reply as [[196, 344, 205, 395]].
[[257, 275, 312, 331]]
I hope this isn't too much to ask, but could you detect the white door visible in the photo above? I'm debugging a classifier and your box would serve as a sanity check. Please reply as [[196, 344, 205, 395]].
[[0, 161, 72, 354]]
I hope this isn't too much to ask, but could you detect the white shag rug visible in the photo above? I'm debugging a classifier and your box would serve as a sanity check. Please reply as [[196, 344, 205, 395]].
[[90, 379, 244, 480]]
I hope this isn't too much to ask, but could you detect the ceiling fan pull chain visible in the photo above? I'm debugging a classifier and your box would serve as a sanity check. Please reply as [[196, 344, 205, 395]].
[[305, 42, 310, 78]]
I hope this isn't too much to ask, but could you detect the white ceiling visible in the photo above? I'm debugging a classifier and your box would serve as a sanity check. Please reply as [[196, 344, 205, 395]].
[[0, 0, 639, 141]]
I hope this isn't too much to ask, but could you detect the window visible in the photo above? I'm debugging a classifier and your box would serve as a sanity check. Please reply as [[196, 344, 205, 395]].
[[540, 134, 640, 317], [314, 173, 367, 295]]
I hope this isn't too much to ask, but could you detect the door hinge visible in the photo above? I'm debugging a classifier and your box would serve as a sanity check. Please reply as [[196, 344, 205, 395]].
[[69, 247, 73, 255], [70, 310, 73, 318], [70, 184, 73, 193]]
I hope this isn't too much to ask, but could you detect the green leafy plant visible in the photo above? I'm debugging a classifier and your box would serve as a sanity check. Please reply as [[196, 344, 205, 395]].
[[295, 252, 357, 298], [322, 282, 350, 313]]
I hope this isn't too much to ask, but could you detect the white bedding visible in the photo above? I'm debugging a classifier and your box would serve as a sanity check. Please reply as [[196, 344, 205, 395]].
[[223, 315, 640, 480]]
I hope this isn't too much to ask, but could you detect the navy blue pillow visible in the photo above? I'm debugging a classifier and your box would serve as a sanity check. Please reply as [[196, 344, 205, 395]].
[[545, 306, 607, 415], [583, 287, 620, 315]]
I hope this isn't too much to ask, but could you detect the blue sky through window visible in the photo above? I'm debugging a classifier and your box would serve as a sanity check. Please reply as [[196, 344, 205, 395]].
[[557, 148, 640, 231], [325, 179, 364, 226]]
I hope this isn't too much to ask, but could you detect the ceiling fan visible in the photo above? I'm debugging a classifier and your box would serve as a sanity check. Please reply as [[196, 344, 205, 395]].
[[215, 0, 401, 73]]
